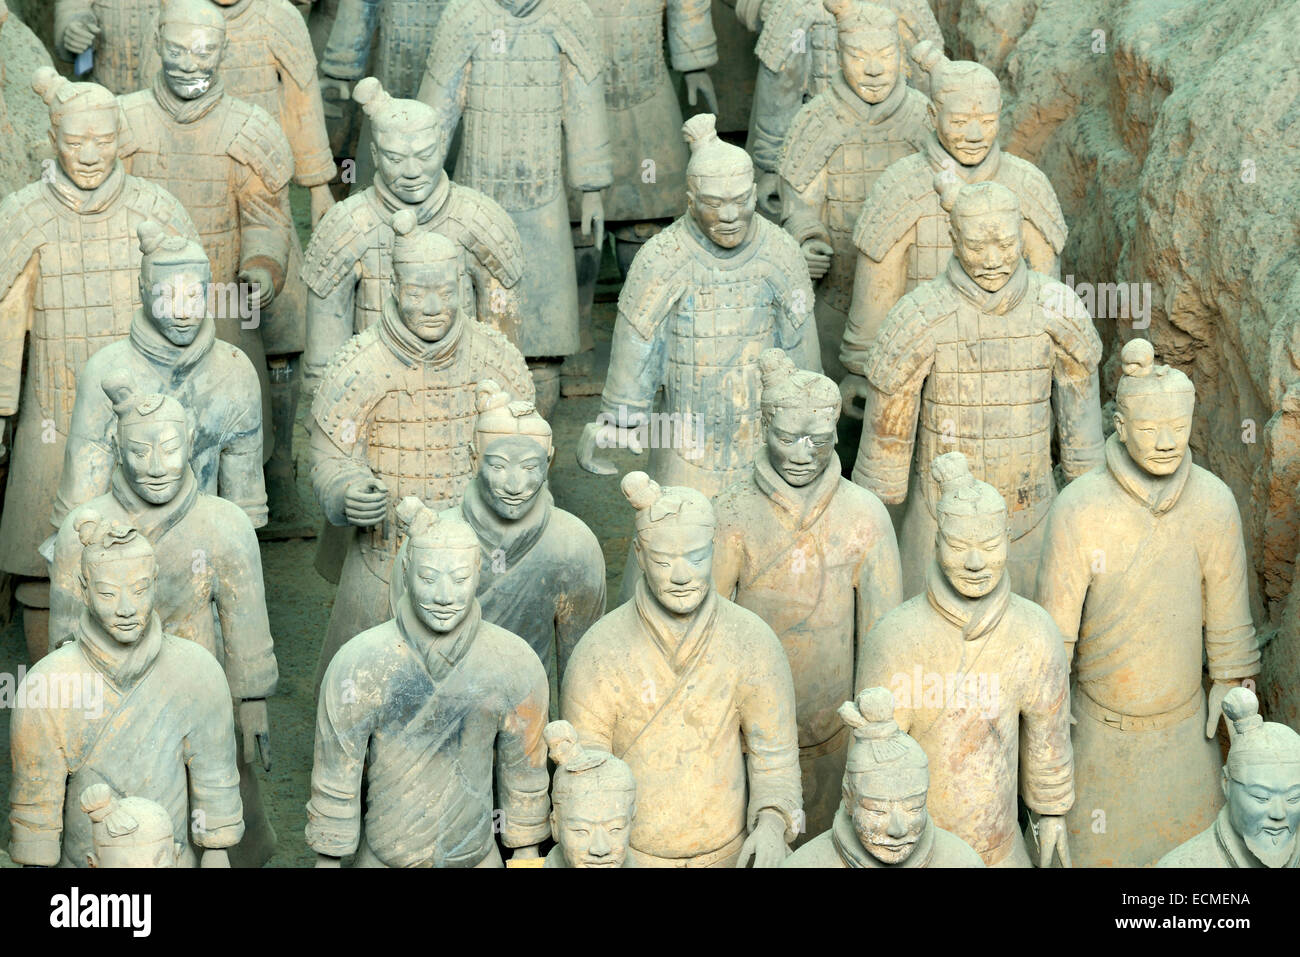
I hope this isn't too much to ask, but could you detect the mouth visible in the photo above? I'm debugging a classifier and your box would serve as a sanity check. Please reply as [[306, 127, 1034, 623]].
[[713, 223, 742, 235], [667, 587, 699, 598], [581, 858, 618, 867], [420, 604, 459, 621], [113, 619, 143, 633], [498, 495, 530, 506]]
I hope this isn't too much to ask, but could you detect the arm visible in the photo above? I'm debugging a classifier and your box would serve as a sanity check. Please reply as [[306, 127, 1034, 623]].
[[853, 498, 903, 641], [1018, 626, 1075, 818], [554, 549, 606, 682], [739, 633, 804, 842], [305, 284, 359, 387], [304, 655, 378, 858], [0, 254, 37, 419], [1033, 502, 1090, 667], [46, 525, 84, 655], [494, 655, 552, 850], [559, 640, 615, 752], [309, 415, 375, 526], [218, 369, 269, 529], [777, 264, 821, 373], [53, 0, 97, 60], [50, 371, 115, 533], [710, 517, 745, 602], [1023, 221, 1059, 279], [184, 674, 247, 850], [8, 685, 66, 865], [561, 56, 613, 193], [842, 240, 909, 375], [749, 60, 808, 176], [234, 162, 294, 299], [1202, 497, 1260, 684], [1048, 296, 1105, 480], [469, 260, 523, 348], [318, 0, 381, 81], [667, 0, 719, 73], [601, 310, 668, 422], [276, 58, 338, 191], [212, 519, 279, 701], [851, 372, 925, 502]]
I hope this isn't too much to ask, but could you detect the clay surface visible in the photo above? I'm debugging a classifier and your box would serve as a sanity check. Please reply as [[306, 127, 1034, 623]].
[[81, 783, 185, 867], [54, 0, 159, 93], [543, 719, 637, 868], [0, 3, 56, 200]]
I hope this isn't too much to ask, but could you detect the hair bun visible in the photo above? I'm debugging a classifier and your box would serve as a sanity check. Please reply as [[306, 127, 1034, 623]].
[[1120, 338, 1155, 378], [79, 783, 117, 823], [31, 66, 65, 103], [930, 451, 974, 491], [137, 220, 169, 255], [757, 348, 794, 390], [544, 720, 583, 767], [101, 371, 137, 413], [475, 379, 509, 415], [74, 508, 105, 548], [910, 39, 946, 75], [822, 0, 852, 17], [621, 471, 661, 510], [1222, 686, 1263, 734], [857, 687, 895, 723], [681, 113, 719, 152], [393, 495, 426, 534], [353, 76, 383, 109]]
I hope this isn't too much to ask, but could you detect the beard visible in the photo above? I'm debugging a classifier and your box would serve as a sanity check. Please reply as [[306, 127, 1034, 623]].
[[1244, 828, 1298, 868]]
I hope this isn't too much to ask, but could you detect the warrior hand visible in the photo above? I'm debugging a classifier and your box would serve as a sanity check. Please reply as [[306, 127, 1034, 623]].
[[684, 70, 720, 116], [239, 698, 272, 772], [1207, 679, 1243, 739], [756, 171, 782, 219], [737, 811, 790, 868], [319, 75, 351, 104], [1037, 815, 1071, 868], [239, 266, 276, 311], [839, 373, 870, 421], [802, 239, 833, 280], [315, 853, 342, 868], [580, 191, 605, 251], [309, 184, 336, 228], [63, 17, 101, 54], [200, 849, 231, 868], [344, 477, 390, 527], [578, 416, 646, 475]]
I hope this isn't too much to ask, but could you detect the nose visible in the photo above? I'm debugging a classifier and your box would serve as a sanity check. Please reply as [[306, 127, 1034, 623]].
[[864, 56, 884, 77], [1155, 428, 1177, 450], [430, 575, 456, 605], [886, 807, 908, 839], [399, 154, 422, 180], [588, 828, 611, 856], [178, 49, 196, 72], [78, 140, 100, 165], [503, 466, 528, 496], [426, 288, 444, 316], [669, 557, 693, 585], [964, 548, 986, 572], [718, 203, 738, 223], [981, 246, 1002, 268], [1269, 796, 1288, 821], [147, 444, 166, 476], [116, 591, 136, 619], [962, 118, 983, 142], [789, 437, 814, 463]]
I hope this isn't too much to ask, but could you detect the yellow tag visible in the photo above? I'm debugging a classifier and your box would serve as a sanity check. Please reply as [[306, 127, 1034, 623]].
[[506, 857, 545, 868]]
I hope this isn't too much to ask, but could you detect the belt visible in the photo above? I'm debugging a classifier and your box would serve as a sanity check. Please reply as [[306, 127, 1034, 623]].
[[1076, 686, 1201, 732], [629, 830, 747, 869]]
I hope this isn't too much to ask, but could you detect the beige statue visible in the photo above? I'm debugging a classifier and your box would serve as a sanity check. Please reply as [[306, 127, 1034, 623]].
[[853, 181, 1103, 596], [0, 67, 198, 662], [1036, 338, 1260, 868], [543, 719, 637, 868], [857, 452, 1074, 867], [778, 0, 931, 384], [713, 349, 901, 837], [81, 783, 184, 868], [308, 502, 550, 867], [562, 472, 803, 867], [308, 209, 532, 691], [783, 688, 984, 867], [55, 0, 160, 93], [841, 47, 1066, 387], [9, 515, 243, 868], [1158, 687, 1300, 868]]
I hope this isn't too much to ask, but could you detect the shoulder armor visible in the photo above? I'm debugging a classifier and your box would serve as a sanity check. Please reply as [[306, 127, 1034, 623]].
[[424, 0, 484, 90], [0, 184, 50, 296], [467, 322, 534, 400], [755, 217, 813, 326], [755, 0, 821, 73], [897, 87, 935, 147], [1003, 154, 1067, 254], [301, 191, 386, 297], [549, 0, 606, 83], [116, 91, 159, 160], [616, 223, 689, 340], [259, 0, 320, 88], [1036, 275, 1101, 370], [864, 280, 953, 392], [777, 93, 842, 190], [120, 175, 201, 240], [852, 152, 931, 261], [310, 328, 380, 442], [225, 98, 295, 193], [443, 183, 525, 287]]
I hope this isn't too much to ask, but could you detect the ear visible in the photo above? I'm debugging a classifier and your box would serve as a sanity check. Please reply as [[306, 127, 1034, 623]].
[[549, 810, 560, 845], [927, 99, 938, 126], [546, 444, 555, 467], [86, 853, 98, 868], [77, 570, 90, 605], [368, 138, 380, 172], [1221, 769, 1230, 802], [47, 126, 57, 151], [1112, 409, 1127, 442]]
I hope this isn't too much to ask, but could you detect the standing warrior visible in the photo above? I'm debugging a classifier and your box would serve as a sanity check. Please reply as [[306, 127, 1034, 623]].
[[309, 210, 532, 690], [308, 503, 550, 867], [54, 0, 160, 93], [778, 0, 930, 383], [857, 452, 1074, 868], [9, 516, 243, 868], [783, 688, 984, 868], [1158, 688, 1300, 869], [841, 47, 1066, 386], [562, 473, 803, 867], [748, 0, 940, 216], [417, 0, 613, 407], [81, 784, 184, 868], [1036, 339, 1259, 868], [51, 221, 265, 546], [320, 0, 450, 102], [303, 76, 524, 382], [543, 719, 637, 868], [853, 182, 1103, 596], [578, 113, 819, 499], [0, 68, 197, 660], [713, 349, 900, 837]]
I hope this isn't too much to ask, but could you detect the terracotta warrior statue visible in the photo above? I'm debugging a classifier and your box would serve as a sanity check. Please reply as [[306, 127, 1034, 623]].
[[562, 472, 803, 867], [308, 502, 550, 867], [713, 349, 900, 837], [51, 221, 266, 556], [841, 46, 1066, 390], [853, 181, 1103, 597], [1036, 338, 1259, 868], [9, 515, 244, 868], [418, 0, 613, 412], [81, 783, 184, 868], [564, 0, 718, 396], [309, 209, 531, 691], [543, 719, 637, 868], [303, 76, 524, 384], [748, 0, 940, 217], [48, 379, 277, 866], [55, 0, 160, 93], [1159, 688, 1300, 869], [0, 68, 197, 661], [778, 0, 930, 384], [857, 452, 1074, 867], [784, 688, 983, 867], [578, 112, 819, 499]]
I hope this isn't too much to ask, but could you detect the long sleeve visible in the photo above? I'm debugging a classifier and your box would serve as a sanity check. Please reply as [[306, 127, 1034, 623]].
[[233, 161, 294, 296], [853, 503, 903, 644], [600, 308, 669, 420], [738, 630, 804, 841], [1201, 493, 1259, 681], [666, 0, 719, 72], [852, 377, 923, 501], [779, 169, 830, 248], [51, 375, 116, 532], [319, 0, 381, 80], [554, 555, 606, 682], [469, 259, 523, 348], [415, 34, 472, 148], [212, 518, 279, 700], [1017, 619, 1074, 816], [559, 637, 616, 752], [277, 58, 338, 188], [1045, 283, 1104, 479], [46, 523, 84, 654], [749, 60, 807, 174], [305, 284, 358, 385], [1033, 498, 1091, 665], [184, 667, 246, 849], [494, 654, 552, 847], [218, 374, 269, 529], [561, 55, 613, 192], [776, 263, 821, 373], [7, 680, 67, 865], [305, 655, 381, 856], [309, 416, 374, 526], [0, 253, 37, 417], [710, 513, 746, 602]]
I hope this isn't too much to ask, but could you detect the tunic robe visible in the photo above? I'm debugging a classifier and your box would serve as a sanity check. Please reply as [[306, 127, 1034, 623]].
[[1157, 808, 1300, 868], [783, 806, 984, 867], [1035, 434, 1259, 867]]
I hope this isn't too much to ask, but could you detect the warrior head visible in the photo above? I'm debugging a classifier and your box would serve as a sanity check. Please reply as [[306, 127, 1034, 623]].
[[137, 220, 212, 346], [947, 182, 1023, 293], [1113, 338, 1195, 478], [624, 471, 715, 617], [931, 451, 1007, 598], [914, 43, 1001, 168], [1221, 687, 1300, 867], [545, 719, 637, 868], [156, 0, 228, 100], [81, 783, 182, 868], [102, 373, 193, 507], [395, 498, 482, 634], [683, 113, 756, 250], [354, 77, 449, 205], [472, 379, 553, 521], [839, 687, 931, 864], [758, 348, 840, 488], [32, 67, 119, 191], [390, 209, 464, 344], [74, 512, 158, 646], [824, 0, 902, 105]]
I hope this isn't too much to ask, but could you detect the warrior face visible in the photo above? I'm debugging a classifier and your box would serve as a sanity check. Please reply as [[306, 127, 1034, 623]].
[[146, 266, 211, 346], [687, 172, 757, 250], [936, 510, 1007, 599], [395, 261, 461, 343], [950, 207, 1023, 293], [840, 32, 901, 105], [158, 21, 225, 100], [1224, 764, 1300, 868], [636, 524, 714, 616], [88, 836, 183, 869], [372, 124, 446, 205], [932, 86, 1000, 167], [406, 544, 480, 633], [478, 435, 550, 521], [553, 788, 635, 869], [1114, 391, 1194, 477], [119, 417, 189, 505], [765, 406, 837, 488], [82, 552, 158, 646], [52, 107, 120, 190], [846, 770, 929, 865]]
